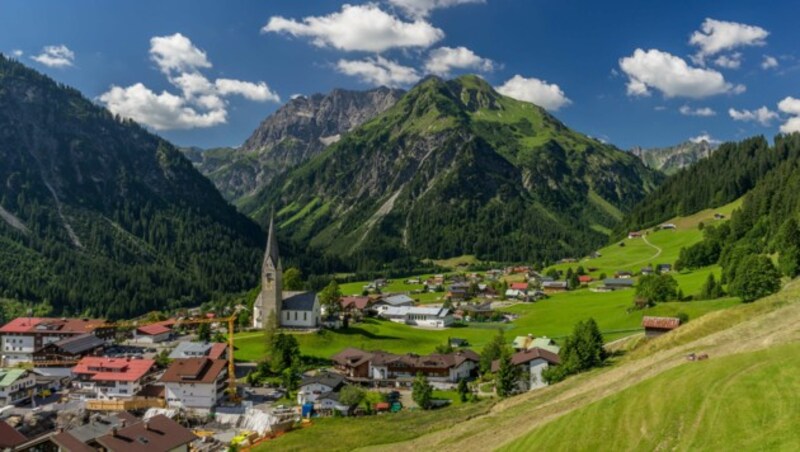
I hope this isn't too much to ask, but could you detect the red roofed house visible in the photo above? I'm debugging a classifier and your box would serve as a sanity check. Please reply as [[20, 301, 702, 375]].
[[0, 317, 111, 366], [578, 275, 593, 284], [491, 347, 561, 391], [642, 316, 681, 337], [134, 322, 172, 344], [72, 357, 155, 399], [340, 296, 375, 317], [160, 358, 227, 411], [510, 282, 528, 291]]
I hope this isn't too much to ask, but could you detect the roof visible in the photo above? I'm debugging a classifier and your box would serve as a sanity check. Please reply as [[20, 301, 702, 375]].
[[340, 296, 373, 310], [642, 316, 681, 330], [63, 412, 138, 444], [510, 282, 528, 290], [406, 306, 449, 317], [136, 324, 171, 336], [542, 281, 568, 288], [512, 336, 560, 354], [49, 333, 105, 354], [382, 294, 415, 306], [52, 432, 95, 452], [578, 275, 593, 282], [317, 390, 341, 403], [0, 317, 106, 334], [160, 358, 226, 384], [331, 347, 373, 368], [0, 420, 26, 448], [95, 415, 197, 452], [381, 306, 410, 317], [0, 368, 30, 387], [331, 347, 479, 370], [73, 357, 155, 382], [300, 372, 345, 390], [282, 291, 317, 311], [604, 278, 634, 286], [491, 347, 561, 372]]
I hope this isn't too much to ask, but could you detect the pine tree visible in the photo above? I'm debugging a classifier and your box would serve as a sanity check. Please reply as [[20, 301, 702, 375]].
[[412, 372, 433, 409], [495, 347, 519, 397], [457, 378, 469, 403]]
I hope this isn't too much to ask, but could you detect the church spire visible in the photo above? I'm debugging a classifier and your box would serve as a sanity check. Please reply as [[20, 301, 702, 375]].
[[264, 210, 280, 269]]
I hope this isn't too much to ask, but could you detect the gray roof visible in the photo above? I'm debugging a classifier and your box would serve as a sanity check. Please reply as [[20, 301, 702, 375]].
[[604, 278, 634, 286], [317, 390, 340, 402], [52, 333, 105, 354], [282, 291, 318, 311], [383, 294, 414, 306], [168, 341, 212, 359], [300, 372, 345, 390]]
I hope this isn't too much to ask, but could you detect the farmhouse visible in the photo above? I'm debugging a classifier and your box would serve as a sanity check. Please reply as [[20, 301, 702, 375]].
[[134, 323, 172, 344], [628, 231, 642, 239], [602, 278, 635, 290], [297, 372, 345, 405], [340, 296, 374, 316], [492, 347, 561, 391], [316, 391, 354, 415], [0, 368, 36, 406], [642, 316, 681, 337], [168, 341, 228, 360], [512, 335, 560, 354], [615, 270, 634, 279], [373, 294, 415, 313], [32, 332, 105, 364], [331, 347, 480, 384], [657, 263, 673, 273], [578, 275, 593, 285], [640, 266, 654, 276], [455, 302, 495, 321], [542, 281, 568, 293], [72, 356, 155, 399], [94, 414, 197, 452], [160, 357, 227, 411]]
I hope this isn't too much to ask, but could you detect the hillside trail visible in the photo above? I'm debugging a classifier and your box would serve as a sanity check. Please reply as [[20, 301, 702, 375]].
[[371, 282, 800, 452], [626, 234, 662, 268]]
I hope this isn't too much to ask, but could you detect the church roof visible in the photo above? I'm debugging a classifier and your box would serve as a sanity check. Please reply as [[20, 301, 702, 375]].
[[282, 291, 317, 311]]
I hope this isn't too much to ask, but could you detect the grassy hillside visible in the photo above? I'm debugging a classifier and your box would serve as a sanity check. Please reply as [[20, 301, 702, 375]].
[[504, 343, 800, 451]]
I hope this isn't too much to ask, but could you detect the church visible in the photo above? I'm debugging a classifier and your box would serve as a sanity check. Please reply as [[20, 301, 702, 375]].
[[252, 215, 321, 329]]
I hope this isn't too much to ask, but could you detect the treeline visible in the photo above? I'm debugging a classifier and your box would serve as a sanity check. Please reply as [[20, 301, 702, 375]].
[[620, 136, 789, 232]]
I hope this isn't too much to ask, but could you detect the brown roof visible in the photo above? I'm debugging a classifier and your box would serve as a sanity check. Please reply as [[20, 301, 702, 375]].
[[0, 420, 27, 448], [51, 432, 96, 452], [331, 347, 373, 368], [95, 415, 196, 452], [160, 358, 226, 384], [333, 347, 480, 370], [340, 296, 374, 310], [642, 316, 681, 330], [491, 347, 561, 373]]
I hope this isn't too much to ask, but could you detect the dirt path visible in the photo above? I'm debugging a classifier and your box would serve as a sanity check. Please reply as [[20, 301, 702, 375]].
[[369, 285, 800, 451], [626, 234, 662, 267]]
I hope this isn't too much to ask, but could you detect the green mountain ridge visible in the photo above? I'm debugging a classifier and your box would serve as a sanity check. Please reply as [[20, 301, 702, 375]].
[[243, 75, 662, 270], [0, 55, 263, 318]]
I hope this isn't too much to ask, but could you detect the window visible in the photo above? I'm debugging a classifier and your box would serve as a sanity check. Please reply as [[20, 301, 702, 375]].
[[304, 312, 307, 321], [294, 312, 298, 321], [285, 312, 289, 320]]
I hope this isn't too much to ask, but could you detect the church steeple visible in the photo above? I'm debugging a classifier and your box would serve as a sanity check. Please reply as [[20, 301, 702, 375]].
[[254, 211, 282, 329]]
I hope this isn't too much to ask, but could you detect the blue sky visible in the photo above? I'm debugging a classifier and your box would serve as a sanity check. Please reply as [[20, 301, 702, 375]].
[[2, 0, 799, 149]]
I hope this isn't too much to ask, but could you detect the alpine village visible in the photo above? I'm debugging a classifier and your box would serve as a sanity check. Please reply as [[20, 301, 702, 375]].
[[1, 2, 800, 451]]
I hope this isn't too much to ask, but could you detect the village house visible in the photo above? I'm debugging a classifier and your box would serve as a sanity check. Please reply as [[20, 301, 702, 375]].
[[0, 317, 112, 366], [455, 301, 495, 321], [316, 391, 354, 415], [340, 296, 375, 318], [601, 278, 635, 291], [0, 419, 27, 450], [660, 223, 677, 230], [512, 335, 561, 354], [373, 294, 415, 314], [168, 341, 228, 360], [133, 323, 172, 344], [72, 356, 155, 399], [628, 231, 642, 239], [32, 332, 105, 364], [542, 281, 568, 293], [297, 372, 345, 405], [657, 263, 673, 273], [160, 357, 227, 411], [0, 368, 36, 406], [578, 275, 593, 285], [642, 316, 681, 337], [615, 270, 634, 279], [641, 266, 654, 276], [379, 306, 453, 328], [491, 347, 561, 391], [447, 282, 470, 301], [94, 414, 197, 452], [331, 347, 480, 385]]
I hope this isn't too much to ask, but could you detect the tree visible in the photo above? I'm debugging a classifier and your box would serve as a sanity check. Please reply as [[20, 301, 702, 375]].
[[457, 378, 469, 403], [495, 347, 519, 397], [730, 255, 781, 302], [567, 271, 580, 290], [554, 318, 606, 382], [154, 349, 171, 368], [271, 333, 300, 374], [576, 266, 586, 276], [237, 309, 251, 329], [435, 339, 454, 354], [319, 280, 343, 317], [412, 372, 433, 409], [546, 269, 560, 280], [778, 246, 800, 277], [263, 310, 278, 353], [480, 329, 506, 374], [283, 267, 304, 291], [197, 322, 212, 342], [634, 274, 678, 308], [339, 385, 366, 407], [699, 273, 723, 300], [281, 355, 301, 392]]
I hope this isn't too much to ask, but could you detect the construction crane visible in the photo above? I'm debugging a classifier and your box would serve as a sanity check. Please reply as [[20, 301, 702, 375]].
[[88, 314, 241, 404]]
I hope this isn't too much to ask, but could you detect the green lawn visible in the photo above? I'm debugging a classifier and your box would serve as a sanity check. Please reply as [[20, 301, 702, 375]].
[[503, 342, 800, 451]]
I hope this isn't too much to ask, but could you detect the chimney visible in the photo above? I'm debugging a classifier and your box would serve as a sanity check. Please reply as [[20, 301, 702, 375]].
[[144, 421, 150, 431], [120, 420, 126, 428], [111, 427, 118, 437]]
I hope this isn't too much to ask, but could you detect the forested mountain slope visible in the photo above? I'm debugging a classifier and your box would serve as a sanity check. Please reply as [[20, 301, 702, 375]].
[[0, 55, 263, 318]]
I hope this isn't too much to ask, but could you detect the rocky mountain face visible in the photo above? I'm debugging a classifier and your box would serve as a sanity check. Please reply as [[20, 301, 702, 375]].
[[244, 75, 662, 270], [184, 87, 404, 203], [631, 140, 718, 175], [0, 55, 263, 318]]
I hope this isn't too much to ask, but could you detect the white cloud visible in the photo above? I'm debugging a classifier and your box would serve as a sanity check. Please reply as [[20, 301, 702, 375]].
[[149, 33, 212, 74], [761, 55, 779, 69], [679, 105, 716, 117], [387, 0, 485, 18], [98, 83, 227, 130], [728, 106, 778, 126], [100, 34, 279, 130], [263, 3, 443, 52], [619, 48, 742, 98], [689, 18, 768, 63], [11, 49, 23, 57], [689, 133, 721, 145], [30, 45, 75, 68], [215, 79, 281, 102], [778, 97, 800, 134], [336, 56, 420, 87], [713, 52, 742, 69], [424, 46, 494, 76], [495, 75, 571, 111]]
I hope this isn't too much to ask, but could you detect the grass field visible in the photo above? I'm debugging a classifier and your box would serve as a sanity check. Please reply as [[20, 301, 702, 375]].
[[504, 343, 800, 451]]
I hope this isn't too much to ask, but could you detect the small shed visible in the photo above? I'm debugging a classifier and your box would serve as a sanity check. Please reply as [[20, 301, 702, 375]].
[[642, 316, 681, 337]]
